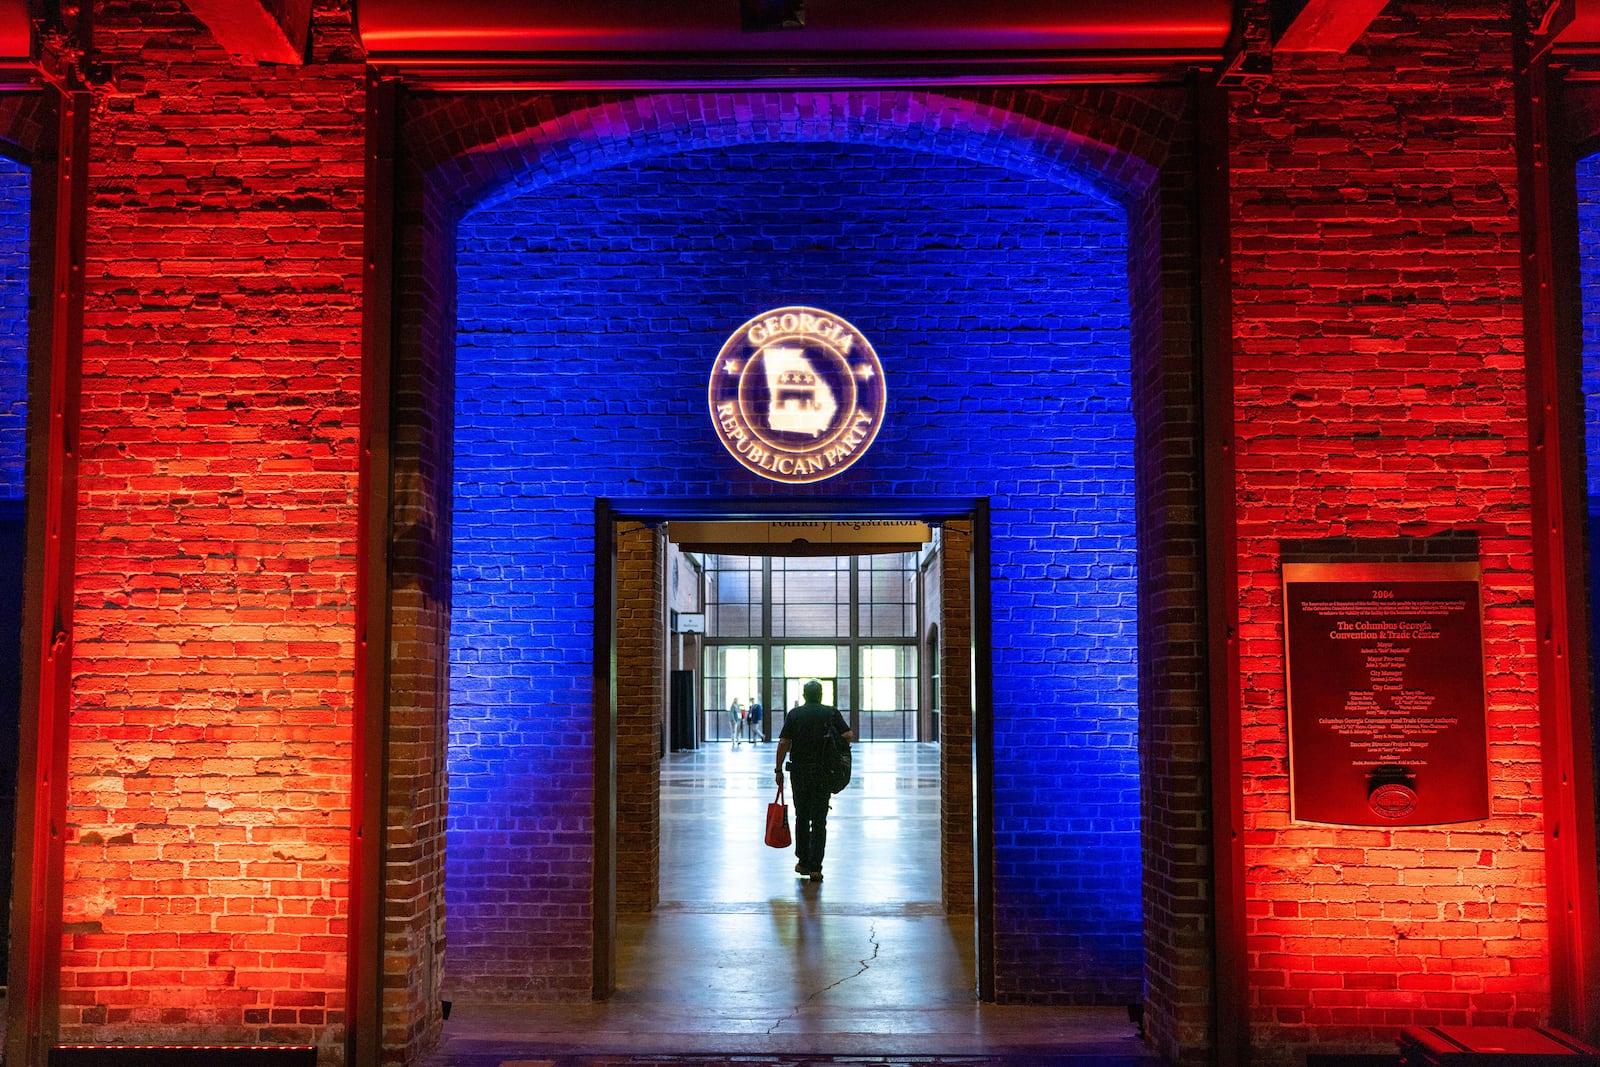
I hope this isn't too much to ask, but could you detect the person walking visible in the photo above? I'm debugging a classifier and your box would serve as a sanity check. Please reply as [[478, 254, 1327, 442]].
[[774, 680, 853, 881], [728, 698, 745, 745], [746, 699, 764, 742]]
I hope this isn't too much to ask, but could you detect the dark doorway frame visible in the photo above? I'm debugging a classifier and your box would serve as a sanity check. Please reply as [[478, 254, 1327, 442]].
[[593, 495, 994, 1000], [4, 83, 88, 1067], [368, 84, 1220, 1067], [1529, 63, 1600, 1041]]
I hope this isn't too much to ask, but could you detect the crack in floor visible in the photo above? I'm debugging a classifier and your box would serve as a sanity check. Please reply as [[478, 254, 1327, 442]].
[[766, 920, 881, 1035]]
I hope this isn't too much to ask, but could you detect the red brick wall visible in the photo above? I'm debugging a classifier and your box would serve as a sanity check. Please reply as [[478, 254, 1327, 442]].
[[59, 2, 364, 1054], [1231, 3, 1548, 1059], [17, 4, 1576, 1064]]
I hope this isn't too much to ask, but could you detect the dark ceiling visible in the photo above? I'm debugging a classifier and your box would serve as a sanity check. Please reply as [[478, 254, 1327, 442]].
[[353, 0, 1236, 57]]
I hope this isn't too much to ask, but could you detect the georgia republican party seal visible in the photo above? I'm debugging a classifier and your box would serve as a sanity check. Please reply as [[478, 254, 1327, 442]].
[[708, 306, 886, 483]]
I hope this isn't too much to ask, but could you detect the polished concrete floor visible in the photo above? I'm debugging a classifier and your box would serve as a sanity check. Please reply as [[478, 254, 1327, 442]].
[[429, 742, 1154, 1065]]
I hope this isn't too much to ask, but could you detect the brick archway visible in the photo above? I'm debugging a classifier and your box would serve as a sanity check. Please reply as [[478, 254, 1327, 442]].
[[374, 85, 1215, 1066]]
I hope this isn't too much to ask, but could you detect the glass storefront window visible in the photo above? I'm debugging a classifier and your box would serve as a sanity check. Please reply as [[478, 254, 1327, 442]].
[[704, 644, 759, 741], [710, 557, 760, 637], [860, 644, 916, 741], [700, 548, 924, 741], [859, 553, 916, 637], [774, 557, 851, 637]]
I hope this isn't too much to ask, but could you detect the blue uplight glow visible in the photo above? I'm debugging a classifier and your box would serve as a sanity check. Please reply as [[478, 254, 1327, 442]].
[[0, 151, 27, 991], [1578, 154, 1600, 734], [447, 138, 1141, 1000], [0, 154, 27, 502]]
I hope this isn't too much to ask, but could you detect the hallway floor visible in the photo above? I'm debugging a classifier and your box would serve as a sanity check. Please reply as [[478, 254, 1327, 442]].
[[428, 742, 1154, 1066]]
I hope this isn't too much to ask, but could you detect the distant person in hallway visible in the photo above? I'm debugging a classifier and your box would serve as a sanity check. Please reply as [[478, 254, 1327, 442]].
[[747, 699, 763, 742], [729, 697, 745, 745], [774, 680, 853, 881]]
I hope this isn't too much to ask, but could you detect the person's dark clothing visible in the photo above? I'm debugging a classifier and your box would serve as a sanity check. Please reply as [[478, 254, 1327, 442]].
[[779, 700, 850, 874], [747, 701, 764, 741], [789, 773, 830, 874]]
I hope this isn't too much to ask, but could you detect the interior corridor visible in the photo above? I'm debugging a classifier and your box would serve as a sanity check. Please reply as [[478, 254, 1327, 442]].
[[427, 743, 1151, 1064]]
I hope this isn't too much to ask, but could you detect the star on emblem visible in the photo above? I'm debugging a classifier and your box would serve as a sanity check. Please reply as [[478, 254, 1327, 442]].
[[723, 359, 742, 375], [855, 364, 875, 381]]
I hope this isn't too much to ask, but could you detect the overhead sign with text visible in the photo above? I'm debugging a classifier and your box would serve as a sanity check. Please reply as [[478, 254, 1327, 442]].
[[709, 306, 885, 483], [1282, 561, 1490, 826]]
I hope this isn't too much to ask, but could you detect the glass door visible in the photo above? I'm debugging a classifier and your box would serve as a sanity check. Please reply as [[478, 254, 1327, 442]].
[[704, 645, 759, 742], [773, 644, 842, 738]]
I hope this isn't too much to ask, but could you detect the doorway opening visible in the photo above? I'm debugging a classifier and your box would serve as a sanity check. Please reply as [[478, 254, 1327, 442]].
[[428, 87, 1159, 1035], [595, 500, 992, 1007], [383, 85, 1222, 1064], [612, 521, 967, 1016]]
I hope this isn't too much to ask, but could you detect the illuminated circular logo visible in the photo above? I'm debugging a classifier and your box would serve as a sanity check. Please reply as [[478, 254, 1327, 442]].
[[708, 306, 885, 483], [1369, 783, 1418, 820]]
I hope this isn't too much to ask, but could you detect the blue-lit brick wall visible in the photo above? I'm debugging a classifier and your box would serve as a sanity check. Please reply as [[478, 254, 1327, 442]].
[[1583, 157, 1600, 503], [1580, 156, 1600, 719], [0, 151, 26, 991], [0, 155, 27, 501], [447, 140, 1141, 1000]]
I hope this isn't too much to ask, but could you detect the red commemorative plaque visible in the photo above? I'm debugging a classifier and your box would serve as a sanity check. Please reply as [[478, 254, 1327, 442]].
[[1283, 562, 1490, 826]]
